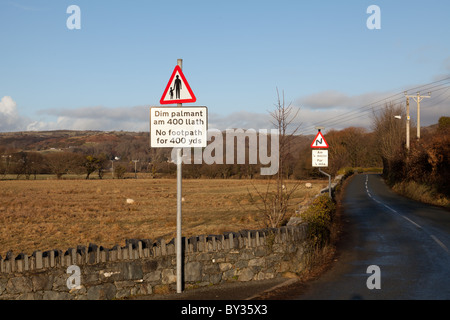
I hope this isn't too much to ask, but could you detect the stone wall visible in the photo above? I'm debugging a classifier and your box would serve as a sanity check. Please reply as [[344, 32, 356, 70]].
[[0, 225, 308, 300]]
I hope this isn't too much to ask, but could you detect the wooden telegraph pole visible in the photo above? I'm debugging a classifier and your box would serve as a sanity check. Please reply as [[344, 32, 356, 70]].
[[405, 91, 431, 140]]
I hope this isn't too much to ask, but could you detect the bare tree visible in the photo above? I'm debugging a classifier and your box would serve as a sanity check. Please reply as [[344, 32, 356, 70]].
[[249, 89, 302, 228], [45, 152, 83, 179], [372, 102, 406, 180]]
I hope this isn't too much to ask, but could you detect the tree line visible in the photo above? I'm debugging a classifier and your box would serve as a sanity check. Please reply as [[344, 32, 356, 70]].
[[372, 107, 449, 197], [0, 130, 381, 180], [1, 111, 447, 188]]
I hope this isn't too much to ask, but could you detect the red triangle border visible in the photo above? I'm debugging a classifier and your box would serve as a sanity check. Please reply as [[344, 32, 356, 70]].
[[160, 65, 197, 105], [310, 131, 329, 148]]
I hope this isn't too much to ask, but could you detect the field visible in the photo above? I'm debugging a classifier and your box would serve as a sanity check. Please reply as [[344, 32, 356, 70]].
[[0, 178, 326, 257]]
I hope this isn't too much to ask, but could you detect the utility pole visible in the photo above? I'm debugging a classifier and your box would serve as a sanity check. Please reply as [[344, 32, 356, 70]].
[[110, 160, 114, 179], [404, 92, 410, 151], [405, 91, 431, 140], [132, 160, 139, 179]]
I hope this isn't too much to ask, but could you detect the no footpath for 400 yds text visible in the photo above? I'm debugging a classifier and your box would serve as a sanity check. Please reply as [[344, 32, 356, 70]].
[[156, 129, 203, 136]]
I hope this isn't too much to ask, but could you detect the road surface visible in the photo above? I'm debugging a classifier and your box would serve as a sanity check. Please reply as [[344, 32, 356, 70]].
[[282, 174, 450, 300]]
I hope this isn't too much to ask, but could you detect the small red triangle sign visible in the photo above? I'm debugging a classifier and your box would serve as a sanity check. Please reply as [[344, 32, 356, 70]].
[[311, 131, 329, 148], [160, 65, 197, 104]]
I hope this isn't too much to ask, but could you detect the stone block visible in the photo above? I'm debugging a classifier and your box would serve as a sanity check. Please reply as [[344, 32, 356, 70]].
[[248, 258, 265, 267], [210, 273, 222, 285], [6, 277, 33, 294], [238, 268, 254, 282], [184, 262, 202, 282], [203, 263, 219, 275], [86, 283, 116, 300], [142, 260, 158, 273], [32, 274, 54, 291], [161, 269, 176, 284], [219, 263, 232, 272], [119, 262, 143, 280], [143, 270, 161, 282]]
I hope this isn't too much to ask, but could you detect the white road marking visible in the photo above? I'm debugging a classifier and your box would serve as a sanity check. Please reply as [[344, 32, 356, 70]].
[[430, 235, 450, 253], [400, 215, 423, 229], [364, 174, 449, 254]]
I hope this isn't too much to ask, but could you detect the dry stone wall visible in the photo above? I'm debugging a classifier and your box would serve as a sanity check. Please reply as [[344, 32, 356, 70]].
[[0, 225, 308, 300]]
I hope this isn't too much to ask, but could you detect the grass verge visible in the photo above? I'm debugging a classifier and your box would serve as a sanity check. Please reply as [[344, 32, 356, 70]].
[[391, 180, 449, 208]]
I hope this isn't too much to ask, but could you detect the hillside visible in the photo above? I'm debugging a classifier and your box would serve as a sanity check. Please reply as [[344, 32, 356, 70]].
[[0, 118, 445, 182], [0, 130, 141, 152], [0, 130, 315, 179]]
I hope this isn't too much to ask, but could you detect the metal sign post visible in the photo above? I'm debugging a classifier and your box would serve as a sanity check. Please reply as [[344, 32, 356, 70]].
[[176, 147, 182, 293], [150, 59, 207, 294], [311, 127, 331, 198], [319, 168, 331, 198], [176, 58, 183, 294]]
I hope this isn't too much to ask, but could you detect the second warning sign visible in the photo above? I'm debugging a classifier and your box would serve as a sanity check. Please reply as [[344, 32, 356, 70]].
[[150, 106, 208, 148]]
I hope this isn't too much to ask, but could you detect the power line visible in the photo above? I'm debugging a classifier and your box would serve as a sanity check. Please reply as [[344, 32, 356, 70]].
[[422, 86, 450, 109], [300, 77, 450, 134]]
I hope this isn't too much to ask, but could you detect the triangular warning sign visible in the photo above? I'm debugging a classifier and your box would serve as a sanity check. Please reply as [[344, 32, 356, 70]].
[[311, 131, 329, 148], [160, 65, 196, 104]]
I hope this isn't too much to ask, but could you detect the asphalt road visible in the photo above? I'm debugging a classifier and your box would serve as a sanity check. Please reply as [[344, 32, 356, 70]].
[[286, 174, 450, 300]]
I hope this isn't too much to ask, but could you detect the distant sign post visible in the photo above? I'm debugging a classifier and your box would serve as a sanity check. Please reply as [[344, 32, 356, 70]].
[[150, 59, 206, 294], [311, 128, 331, 198], [310, 130, 329, 149]]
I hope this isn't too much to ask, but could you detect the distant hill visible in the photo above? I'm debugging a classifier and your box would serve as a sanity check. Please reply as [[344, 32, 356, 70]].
[[0, 129, 314, 158], [0, 130, 140, 152]]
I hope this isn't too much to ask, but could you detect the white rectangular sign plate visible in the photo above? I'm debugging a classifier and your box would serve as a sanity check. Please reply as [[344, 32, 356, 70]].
[[150, 106, 208, 148], [312, 149, 328, 167]]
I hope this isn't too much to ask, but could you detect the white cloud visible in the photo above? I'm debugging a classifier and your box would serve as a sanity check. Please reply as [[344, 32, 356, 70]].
[[36, 105, 150, 132], [0, 96, 17, 116], [0, 96, 29, 131], [3, 83, 447, 135], [208, 111, 272, 131]]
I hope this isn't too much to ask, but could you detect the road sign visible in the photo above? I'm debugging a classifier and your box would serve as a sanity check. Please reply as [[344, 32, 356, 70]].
[[160, 65, 197, 105], [311, 131, 329, 148], [150, 106, 208, 148], [312, 149, 328, 167]]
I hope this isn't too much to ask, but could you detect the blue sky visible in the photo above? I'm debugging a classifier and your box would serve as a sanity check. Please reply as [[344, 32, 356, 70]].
[[1, 0, 449, 133]]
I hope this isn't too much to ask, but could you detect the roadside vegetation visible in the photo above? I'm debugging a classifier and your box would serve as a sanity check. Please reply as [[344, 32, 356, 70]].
[[298, 177, 349, 280], [372, 110, 449, 208]]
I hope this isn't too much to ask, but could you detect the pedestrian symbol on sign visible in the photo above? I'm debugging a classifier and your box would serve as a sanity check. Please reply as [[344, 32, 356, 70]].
[[174, 75, 182, 99], [160, 65, 196, 105]]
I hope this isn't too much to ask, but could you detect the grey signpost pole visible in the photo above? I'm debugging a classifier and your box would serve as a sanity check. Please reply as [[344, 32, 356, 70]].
[[312, 127, 331, 199], [152, 58, 202, 294], [319, 168, 331, 198], [176, 59, 183, 294]]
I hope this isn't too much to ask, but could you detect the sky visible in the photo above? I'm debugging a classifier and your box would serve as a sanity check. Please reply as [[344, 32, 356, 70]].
[[1, 0, 449, 134]]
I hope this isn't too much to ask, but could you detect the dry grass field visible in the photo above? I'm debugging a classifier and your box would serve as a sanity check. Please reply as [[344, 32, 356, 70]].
[[0, 178, 326, 256]]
